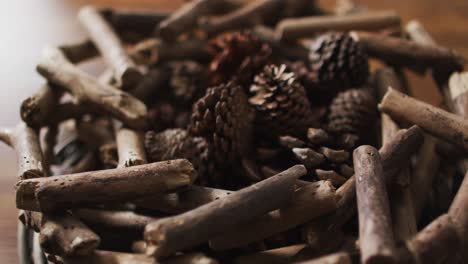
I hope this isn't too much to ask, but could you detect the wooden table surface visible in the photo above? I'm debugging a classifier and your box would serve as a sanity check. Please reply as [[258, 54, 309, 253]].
[[0, 0, 466, 262]]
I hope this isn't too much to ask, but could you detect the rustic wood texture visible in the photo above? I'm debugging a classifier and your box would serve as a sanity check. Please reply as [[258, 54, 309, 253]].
[[0, 1, 467, 263]]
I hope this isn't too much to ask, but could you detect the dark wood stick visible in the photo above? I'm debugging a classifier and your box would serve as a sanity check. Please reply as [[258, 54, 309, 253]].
[[354, 146, 396, 264], [113, 120, 147, 168], [130, 38, 210, 66], [73, 208, 159, 231], [233, 244, 307, 264], [252, 26, 309, 61], [294, 252, 352, 264], [351, 31, 466, 73], [19, 211, 100, 257], [20, 84, 59, 129], [303, 126, 423, 251], [62, 251, 218, 264], [374, 67, 417, 240], [101, 8, 169, 36], [448, 171, 468, 260], [59, 40, 99, 64], [16, 159, 196, 212], [130, 68, 169, 104], [78, 6, 143, 88], [276, 11, 401, 41], [404, 214, 462, 264], [209, 180, 336, 250], [307, 128, 331, 145], [156, 0, 221, 41], [199, 0, 283, 36], [144, 165, 305, 258], [379, 88, 468, 150], [36, 47, 148, 130], [0, 123, 44, 179], [134, 185, 233, 214]]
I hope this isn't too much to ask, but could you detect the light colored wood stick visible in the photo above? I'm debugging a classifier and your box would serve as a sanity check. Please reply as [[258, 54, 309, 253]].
[[144, 165, 305, 258], [134, 185, 233, 214], [449, 72, 468, 118], [315, 170, 347, 186], [354, 145, 396, 264], [131, 240, 147, 254], [379, 88, 468, 150], [19, 211, 100, 257], [113, 120, 147, 168], [276, 11, 400, 41], [78, 6, 143, 88], [209, 180, 337, 250], [63, 251, 218, 264], [234, 244, 307, 264], [294, 252, 352, 264], [36, 46, 148, 130], [199, 0, 282, 36], [16, 159, 196, 212]]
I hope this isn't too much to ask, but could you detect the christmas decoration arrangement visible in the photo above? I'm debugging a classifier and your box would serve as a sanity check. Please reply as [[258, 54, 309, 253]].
[[3, 0, 468, 263]]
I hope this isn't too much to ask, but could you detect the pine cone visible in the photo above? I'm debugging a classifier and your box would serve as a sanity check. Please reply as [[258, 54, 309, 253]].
[[209, 31, 271, 86], [249, 64, 317, 138], [145, 129, 212, 184], [327, 88, 377, 148], [189, 81, 256, 186], [168, 60, 207, 103], [306, 32, 369, 93]]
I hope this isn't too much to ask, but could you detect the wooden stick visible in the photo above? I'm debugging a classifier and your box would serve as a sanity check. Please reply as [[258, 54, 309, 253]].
[[315, 170, 347, 186], [130, 68, 169, 104], [36, 47, 148, 130], [374, 67, 417, 240], [276, 11, 401, 41], [63, 251, 218, 264], [354, 145, 396, 264], [16, 159, 196, 212], [234, 244, 307, 264], [318, 147, 349, 163], [252, 26, 309, 61], [134, 185, 233, 214], [404, 214, 462, 264], [303, 126, 423, 251], [307, 128, 331, 145], [379, 88, 468, 150], [448, 171, 468, 260], [209, 180, 336, 250], [156, 0, 220, 41], [294, 252, 352, 264], [101, 8, 169, 36], [78, 6, 143, 88], [0, 123, 44, 179], [144, 165, 305, 258], [19, 211, 100, 257], [113, 120, 147, 168], [20, 84, 59, 128], [449, 72, 468, 117], [351, 31, 466, 73], [73, 208, 158, 231], [292, 148, 325, 169], [59, 40, 98, 64], [199, 0, 282, 36]]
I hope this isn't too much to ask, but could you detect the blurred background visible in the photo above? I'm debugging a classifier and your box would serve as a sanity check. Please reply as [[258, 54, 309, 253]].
[[0, 0, 466, 262]]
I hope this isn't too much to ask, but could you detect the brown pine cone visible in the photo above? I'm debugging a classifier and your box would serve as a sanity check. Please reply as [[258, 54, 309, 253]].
[[327, 88, 377, 148], [145, 129, 212, 184], [209, 31, 272, 86], [189, 81, 257, 186], [305, 32, 369, 93], [168, 60, 207, 103], [249, 64, 317, 138]]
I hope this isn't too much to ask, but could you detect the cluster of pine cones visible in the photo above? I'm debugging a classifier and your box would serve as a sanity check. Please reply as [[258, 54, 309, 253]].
[[144, 31, 377, 189]]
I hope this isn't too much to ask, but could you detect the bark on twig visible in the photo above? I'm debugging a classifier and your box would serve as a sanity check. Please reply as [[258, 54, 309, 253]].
[[354, 145, 396, 264], [134, 185, 233, 214], [16, 159, 196, 212], [20, 84, 59, 129], [63, 251, 218, 264], [276, 11, 400, 41], [379, 88, 468, 150], [144, 165, 305, 258], [74, 208, 159, 231], [78, 6, 143, 88], [36, 47, 148, 129], [234, 244, 307, 264], [209, 180, 336, 250], [113, 120, 147, 168]]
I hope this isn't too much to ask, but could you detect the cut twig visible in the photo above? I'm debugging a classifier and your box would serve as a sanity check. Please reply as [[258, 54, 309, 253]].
[[134, 185, 233, 214], [16, 159, 196, 212], [78, 6, 143, 88], [209, 180, 336, 250], [20, 84, 59, 129], [19, 211, 100, 257], [234, 244, 307, 264], [379, 88, 468, 150], [448, 171, 468, 259], [318, 147, 349, 163], [292, 148, 325, 169], [315, 169, 347, 186], [351, 31, 466, 73], [113, 120, 147, 168], [36, 46, 148, 129], [252, 26, 309, 61], [276, 11, 401, 41], [59, 40, 98, 64], [101, 8, 169, 36], [0, 123, 44, 179], [294, 252, 352, 264], [199, 0, 283, 36], [144, 165, 305, 258], [354, 145, 396, 264], [449, 72, 468, 118]]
